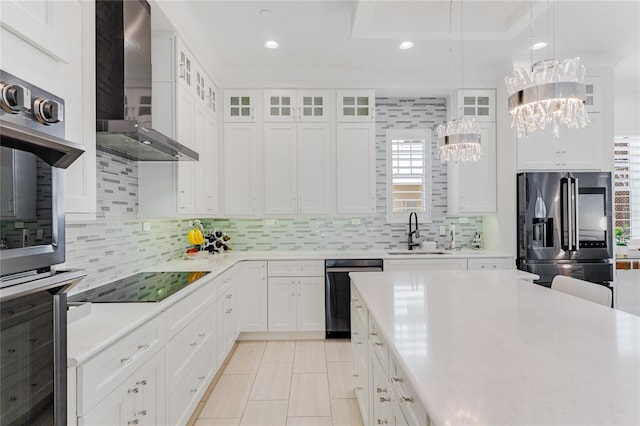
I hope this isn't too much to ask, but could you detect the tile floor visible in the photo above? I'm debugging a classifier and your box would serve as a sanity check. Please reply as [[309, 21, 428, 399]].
[[194, 340, 363, 426]]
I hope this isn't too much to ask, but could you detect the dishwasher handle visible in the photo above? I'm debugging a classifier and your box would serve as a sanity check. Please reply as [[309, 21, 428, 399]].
[[326, 267, 383, 273]]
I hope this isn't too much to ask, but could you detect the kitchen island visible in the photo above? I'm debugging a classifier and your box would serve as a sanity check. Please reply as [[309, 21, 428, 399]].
[[349, 269, 640, 426]]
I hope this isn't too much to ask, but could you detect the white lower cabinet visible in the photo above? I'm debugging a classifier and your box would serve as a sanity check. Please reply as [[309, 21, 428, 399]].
[[467, 257, 513, 270], [267, 261, 325, 332], [385, 258, 468, 272], [238, 261, 268, 332], [352, 283, 429, 426], [350, 284, 369, 425], [80, 349, 165, 426], [216, 269, 239, 367], [168, 348, 213, 426]]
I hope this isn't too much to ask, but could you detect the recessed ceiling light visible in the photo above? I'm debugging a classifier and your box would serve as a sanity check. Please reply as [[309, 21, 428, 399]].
[[531, 42, 548, 50], [264, 40, 279, 49], [399, 41, 414, 50], [259, 9, 271, 16]]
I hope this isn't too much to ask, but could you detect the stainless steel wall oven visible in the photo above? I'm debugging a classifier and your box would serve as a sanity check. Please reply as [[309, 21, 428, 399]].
[[0, 70, 86, 425]]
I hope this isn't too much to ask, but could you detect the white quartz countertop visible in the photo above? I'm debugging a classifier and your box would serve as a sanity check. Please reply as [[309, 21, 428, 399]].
[[350, 269, 640, 426], [67, 249, 513, 365]]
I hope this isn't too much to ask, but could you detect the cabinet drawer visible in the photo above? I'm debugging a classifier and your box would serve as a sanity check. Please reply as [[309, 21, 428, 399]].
[[165, 276, 215, 339], [215, 269, 235, 298], [78, 315, 164, 415], [166, 301, 215, 389], [368, 317, 389, 374], [169, 348, 213, 426], [390, 359, 428, 426], [467, 258, 512, 270], [268, 260, 324, 277]]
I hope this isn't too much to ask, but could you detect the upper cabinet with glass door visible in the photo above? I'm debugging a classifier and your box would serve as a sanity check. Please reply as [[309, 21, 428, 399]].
[[176, 37, 193, 91], [337, 90, 375, 122], [264, 90, 330, 123], [224, 90, 261, 122], [194, 62, 218, 120], [449, 89, 496, 122]]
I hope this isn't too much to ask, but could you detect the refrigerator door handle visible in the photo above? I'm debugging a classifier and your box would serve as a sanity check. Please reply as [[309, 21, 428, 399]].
[[560, 177, 570, 251], [571, 178, 579, 251]]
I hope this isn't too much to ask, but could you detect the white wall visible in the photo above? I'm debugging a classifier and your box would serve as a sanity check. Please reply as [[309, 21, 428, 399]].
[[615, 88, 640, 135]]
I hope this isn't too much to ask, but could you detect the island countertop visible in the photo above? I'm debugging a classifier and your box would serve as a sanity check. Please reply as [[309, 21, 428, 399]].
[[349, 269, 640, 426]]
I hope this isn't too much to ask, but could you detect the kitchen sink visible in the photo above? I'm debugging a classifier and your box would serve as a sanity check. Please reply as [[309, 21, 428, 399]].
[[387, 250, 452, 255]]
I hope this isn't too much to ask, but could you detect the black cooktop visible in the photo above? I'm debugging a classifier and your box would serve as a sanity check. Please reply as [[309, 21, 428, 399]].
[[68, 271, 210, 303]]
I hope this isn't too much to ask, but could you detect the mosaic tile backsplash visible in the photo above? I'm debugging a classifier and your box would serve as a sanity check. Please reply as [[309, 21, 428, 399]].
[[65, 98, 482, 292], [65, 151, 193, 293]]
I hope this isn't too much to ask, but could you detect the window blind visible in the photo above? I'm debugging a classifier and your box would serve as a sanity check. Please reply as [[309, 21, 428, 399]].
[[614, 136, 640, 238]]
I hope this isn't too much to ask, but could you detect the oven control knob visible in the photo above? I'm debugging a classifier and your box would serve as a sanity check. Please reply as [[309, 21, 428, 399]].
[[0, 82, 31, 114], [32, 97, 64, 125]]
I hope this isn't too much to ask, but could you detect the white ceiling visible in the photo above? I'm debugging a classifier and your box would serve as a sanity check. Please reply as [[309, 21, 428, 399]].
[[154, 0, 640, 95]]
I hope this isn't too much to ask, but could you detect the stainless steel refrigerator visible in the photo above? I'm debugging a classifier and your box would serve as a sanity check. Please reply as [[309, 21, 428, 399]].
[[516, 172, 614, 287]]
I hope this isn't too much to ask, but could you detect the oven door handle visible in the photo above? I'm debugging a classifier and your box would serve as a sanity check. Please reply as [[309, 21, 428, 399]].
[[326, 267, 383, 273], [0, 270, 86, 302]]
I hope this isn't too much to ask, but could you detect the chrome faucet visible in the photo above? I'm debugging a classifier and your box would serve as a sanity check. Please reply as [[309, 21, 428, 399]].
[[408, 212, 421, 250]]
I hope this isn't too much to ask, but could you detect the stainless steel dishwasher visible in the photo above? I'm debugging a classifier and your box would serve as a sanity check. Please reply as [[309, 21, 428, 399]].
[[325, 259, 383, 338]]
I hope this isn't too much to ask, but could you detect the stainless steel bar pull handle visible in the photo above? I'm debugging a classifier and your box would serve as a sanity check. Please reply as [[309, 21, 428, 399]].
[[561, 177, 570, 251], [571, 178, 579, 251]]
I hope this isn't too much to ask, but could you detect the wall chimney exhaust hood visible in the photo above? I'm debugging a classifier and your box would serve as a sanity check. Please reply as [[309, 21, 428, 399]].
[[95, 0, 198, 161]]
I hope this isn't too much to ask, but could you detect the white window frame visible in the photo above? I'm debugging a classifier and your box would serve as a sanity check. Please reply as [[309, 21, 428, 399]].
[[614, 135, 640, 240], [386, 128, 432, 224]]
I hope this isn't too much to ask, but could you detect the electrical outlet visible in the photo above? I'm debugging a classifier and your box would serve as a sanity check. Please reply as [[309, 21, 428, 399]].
[[142, 222, 151, 232], [264, 219, 276, 225], [351, 218, 361, 225], [439, 225, 447, 236], [188, 220, 193, 228], [36, 229, 44, 240], [459, 217, 469, 224]]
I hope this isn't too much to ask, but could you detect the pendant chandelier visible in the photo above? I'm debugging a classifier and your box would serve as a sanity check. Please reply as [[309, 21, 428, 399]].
[[505, 0, 589, 138], [437, 0, 482, 163]]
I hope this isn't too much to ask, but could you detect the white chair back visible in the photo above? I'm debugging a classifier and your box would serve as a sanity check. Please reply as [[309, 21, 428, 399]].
[[551, 275, 612, 307]]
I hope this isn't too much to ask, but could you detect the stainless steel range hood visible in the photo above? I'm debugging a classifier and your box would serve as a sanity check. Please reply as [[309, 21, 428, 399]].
[[95, 0, 198, 161]]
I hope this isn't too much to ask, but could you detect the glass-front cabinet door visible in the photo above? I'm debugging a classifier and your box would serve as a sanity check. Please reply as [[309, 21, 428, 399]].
[[297, 90, 330, 123], [264, 90, 296, 122], [336, 90, 375, 122], [223, 90, 260, 122]]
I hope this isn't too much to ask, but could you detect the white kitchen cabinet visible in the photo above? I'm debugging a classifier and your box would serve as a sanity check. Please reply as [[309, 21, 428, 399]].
[[267, 261, 325, 332], [337, 90, 375, 122], [449, 88, 496, 122], [224, 90, 261, 123], [447, 122, 497, 215], [517, 113, 603, 171], [80, 349, 165, 426], [215, 269, 238, 367], [264, 122, 332, 215], [264, 89, 331, 123], [583, 77, 602, 113], [267, 277, 324, 332], [371, 348, 394, 426], [467, 257, 513, 270], [223, 123, 263, 216], [351, 284, 370, 425], [384, 258, 468, 271], [143, 31, 220, 218], [176, 37, 194, 92], [336, 122, 376, 215], [238, 261, 268, 332], [168, 347, 213, 426], [193, 104, 220, 216]]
